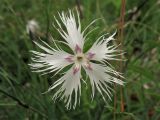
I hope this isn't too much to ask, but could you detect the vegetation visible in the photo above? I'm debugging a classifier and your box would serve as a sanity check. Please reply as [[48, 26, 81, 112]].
[[0, 0, 160, 119]]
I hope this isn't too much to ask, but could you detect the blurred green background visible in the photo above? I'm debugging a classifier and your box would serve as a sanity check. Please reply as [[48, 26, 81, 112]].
[[0, 0, 160, 119]]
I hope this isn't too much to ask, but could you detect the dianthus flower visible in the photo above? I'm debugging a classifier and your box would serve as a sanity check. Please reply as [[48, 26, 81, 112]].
[[29, 10, 124, 109]]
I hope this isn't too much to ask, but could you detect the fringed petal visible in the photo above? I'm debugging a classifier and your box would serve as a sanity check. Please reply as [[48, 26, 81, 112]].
[[48, 65, 81, 109], [86, 32, 124, 62], [54, 10, 85, 52], [84, 62, 124, 101], [29, 41, 73, 75]]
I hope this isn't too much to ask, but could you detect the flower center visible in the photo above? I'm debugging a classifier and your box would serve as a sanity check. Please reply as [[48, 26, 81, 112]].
[[76, 55, 83, 62], [75, 53, 86, 63], [65, 52, 94, 75]]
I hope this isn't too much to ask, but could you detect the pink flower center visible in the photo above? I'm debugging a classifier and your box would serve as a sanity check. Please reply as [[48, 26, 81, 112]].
[[87, 52, 95, 59], [65, 45, 94, 75], [84, 62, 93, 71], [73, 66, 80, 75], [86, 63, 93, 70], [75, 44, 82, 53], [65, 56, 73, 62]]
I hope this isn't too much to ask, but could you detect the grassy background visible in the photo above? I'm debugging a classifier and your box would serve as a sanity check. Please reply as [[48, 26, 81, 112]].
[[0, 0, 160, 119]]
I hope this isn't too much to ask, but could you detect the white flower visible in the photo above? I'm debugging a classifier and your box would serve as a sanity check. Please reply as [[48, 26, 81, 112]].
[[26, 20, 39, 35], [29, 10, 124, 109]]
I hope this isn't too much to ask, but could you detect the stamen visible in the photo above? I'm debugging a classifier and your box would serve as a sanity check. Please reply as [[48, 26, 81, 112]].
[[77, 56, 83, 61]]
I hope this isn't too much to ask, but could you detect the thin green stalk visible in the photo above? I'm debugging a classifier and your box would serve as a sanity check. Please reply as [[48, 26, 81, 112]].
[[0, 89, 48, 119], [119, 0, 126, 113]]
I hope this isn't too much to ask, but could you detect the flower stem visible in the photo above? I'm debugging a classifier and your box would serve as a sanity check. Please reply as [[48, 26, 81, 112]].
[[113, 84, 117, 120], [0, 89, 48, 119], [114, 0, 126, 119], [75, 0, 83, 19], [119, 0, 126, 113]]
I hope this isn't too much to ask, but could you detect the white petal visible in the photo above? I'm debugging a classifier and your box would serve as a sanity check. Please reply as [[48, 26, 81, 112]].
[[86, 32, 123, 61], [29, 42, 73, 75], [83, 62, 124, 101], [54, 10, 85, 52], [49, 65, 81, 109]]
